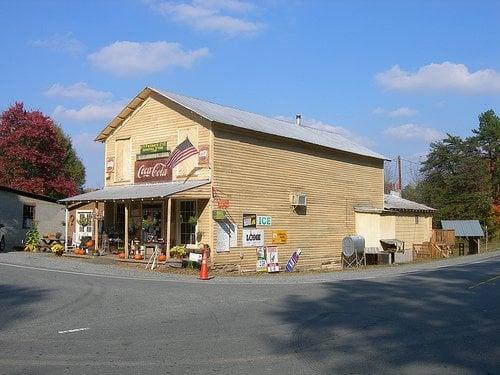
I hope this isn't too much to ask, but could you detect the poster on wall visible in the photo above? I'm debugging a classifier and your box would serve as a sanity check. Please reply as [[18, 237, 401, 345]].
[[256, 246, 267, 272], [216, 220, 237, 252], [266, 246, 279, 273], [272, 230, 288, 244], [198, 145, 210, 165], [242, 229, 264, 247], [243, 213, 257, 228]]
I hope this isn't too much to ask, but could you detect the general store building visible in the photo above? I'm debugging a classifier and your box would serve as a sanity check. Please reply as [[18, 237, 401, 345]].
[[61, 87, 429, 271]]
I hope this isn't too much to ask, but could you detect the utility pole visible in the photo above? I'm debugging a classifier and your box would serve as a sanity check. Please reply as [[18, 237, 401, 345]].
[[397, 155, 402, 192]]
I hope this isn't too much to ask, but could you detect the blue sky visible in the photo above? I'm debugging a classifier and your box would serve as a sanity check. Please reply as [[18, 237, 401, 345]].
[[1, 0, 499, 187]]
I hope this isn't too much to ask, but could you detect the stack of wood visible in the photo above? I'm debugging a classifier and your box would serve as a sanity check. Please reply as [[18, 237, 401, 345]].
[[413, 229, 455, 260]]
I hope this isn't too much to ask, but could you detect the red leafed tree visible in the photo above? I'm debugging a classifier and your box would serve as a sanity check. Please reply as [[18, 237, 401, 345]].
[[0, 102, 83, 199]]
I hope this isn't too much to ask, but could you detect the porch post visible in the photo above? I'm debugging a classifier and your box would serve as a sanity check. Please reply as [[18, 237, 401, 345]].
[[124, 203, 129, 259], [166, 197, 172, 260], [64, 206, 69, 253], [94, 201, 99, 251]]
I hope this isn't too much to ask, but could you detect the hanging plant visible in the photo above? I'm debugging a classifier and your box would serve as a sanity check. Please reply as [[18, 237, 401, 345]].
[[142, 218, 153, 231], [77, 217, 92, 227], [187, 216, 198, 225]]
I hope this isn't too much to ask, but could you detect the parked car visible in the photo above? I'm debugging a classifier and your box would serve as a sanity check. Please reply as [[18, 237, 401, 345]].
[[0, 223, 5, 252]]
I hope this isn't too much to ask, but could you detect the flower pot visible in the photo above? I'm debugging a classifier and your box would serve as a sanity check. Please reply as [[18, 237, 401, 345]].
[[118, 252, 125, 259], [158, 254, 167, 262]]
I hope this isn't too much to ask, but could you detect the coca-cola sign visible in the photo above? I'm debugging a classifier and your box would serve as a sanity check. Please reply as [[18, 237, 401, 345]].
[[134, 157, 172, 183]]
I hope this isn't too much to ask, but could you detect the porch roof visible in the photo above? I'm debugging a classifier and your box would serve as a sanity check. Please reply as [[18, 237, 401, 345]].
[[60, 179, 210, 203]]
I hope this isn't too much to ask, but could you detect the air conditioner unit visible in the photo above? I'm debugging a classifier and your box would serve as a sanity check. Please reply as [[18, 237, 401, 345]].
[[291, 194, 307, 206]]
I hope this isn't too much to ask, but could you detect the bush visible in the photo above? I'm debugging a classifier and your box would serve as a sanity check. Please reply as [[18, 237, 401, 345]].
[[24, 225, 40, 252]]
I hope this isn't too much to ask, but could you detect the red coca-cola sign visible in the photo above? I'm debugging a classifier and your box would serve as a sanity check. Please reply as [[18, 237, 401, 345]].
[[134, 157, 172, 183]]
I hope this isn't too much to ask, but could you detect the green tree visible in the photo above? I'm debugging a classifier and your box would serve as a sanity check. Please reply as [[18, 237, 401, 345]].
[[54, 125, 86, 191], [403, 135, 492, 228], [472, 110, 500, 203]]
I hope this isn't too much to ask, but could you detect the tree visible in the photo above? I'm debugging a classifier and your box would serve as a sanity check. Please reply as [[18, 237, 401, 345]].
[[0, 102, 85, 199], [472, 110, 500, 203]]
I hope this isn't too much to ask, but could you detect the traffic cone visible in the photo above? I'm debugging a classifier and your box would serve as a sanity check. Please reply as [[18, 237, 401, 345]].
[[198, 249, 209, 280]]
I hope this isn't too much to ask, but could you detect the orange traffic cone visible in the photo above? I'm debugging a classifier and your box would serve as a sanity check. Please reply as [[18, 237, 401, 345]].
[[199, 249, 209, 280]]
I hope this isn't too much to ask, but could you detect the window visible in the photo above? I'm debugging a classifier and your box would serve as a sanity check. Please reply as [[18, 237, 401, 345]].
[[23, 205, 35, 229], [179, 200, 197, 245]]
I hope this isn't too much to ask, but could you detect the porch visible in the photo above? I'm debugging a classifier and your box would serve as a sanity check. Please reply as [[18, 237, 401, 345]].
[[60, 180, 212, 261]]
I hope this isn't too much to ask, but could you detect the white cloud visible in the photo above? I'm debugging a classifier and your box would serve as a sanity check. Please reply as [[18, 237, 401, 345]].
[[29, 33, 83, 56], [44, 82, 112, 101], [87, 41, 209, 75], [376, 62, 500, 94], [53, 101, 125, 122], [373, 106, 418, 117], [148, 0, 262, 36], [275, 115, 375, 148], [383, 124, 445, 142], [72, 132, 103, 152]]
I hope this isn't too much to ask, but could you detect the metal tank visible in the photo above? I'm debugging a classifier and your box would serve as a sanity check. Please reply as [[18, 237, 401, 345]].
[[342, 235, 365, 257]]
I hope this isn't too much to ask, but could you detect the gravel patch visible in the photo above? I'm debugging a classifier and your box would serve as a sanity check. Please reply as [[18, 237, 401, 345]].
[[0, 250, 499, 285]]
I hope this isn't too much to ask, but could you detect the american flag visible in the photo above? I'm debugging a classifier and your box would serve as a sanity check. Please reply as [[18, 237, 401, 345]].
[[166, 138, 198, 169]]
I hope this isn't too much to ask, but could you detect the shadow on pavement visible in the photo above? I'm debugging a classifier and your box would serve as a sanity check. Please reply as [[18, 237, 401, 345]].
[[0, 284, 51, 331], [270, 258, 500, 374]]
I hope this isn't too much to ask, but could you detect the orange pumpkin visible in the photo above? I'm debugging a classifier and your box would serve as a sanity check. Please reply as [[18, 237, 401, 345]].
[[85, 240, 94, 248], [158, 254, 167, 262], [118, 252, 125, 259], [133, 253, 143, 261]]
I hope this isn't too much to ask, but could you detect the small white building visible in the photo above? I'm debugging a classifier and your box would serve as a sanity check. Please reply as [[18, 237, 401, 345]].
[[355, 191, 435, 263], [0, 186, 65, 251]]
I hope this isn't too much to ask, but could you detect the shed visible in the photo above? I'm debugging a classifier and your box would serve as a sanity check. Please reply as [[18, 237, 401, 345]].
[[441, 220, 484, 254]]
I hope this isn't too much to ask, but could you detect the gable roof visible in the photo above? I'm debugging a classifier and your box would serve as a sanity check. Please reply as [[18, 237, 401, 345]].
[[95, 87, 388, 161], [0, 185, 60, 204], [441, 220, 484, 237], [383, 193, 435, 212]]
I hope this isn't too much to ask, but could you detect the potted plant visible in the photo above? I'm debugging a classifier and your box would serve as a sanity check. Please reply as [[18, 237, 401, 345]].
[[169, 245, 187, 259], [141, 218, 153, 231], [187, 216, 198, 225], [51, 243, 64, 256], [24, 226, 40, 252]]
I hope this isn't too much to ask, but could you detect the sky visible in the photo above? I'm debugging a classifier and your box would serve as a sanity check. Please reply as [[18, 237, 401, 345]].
[[1, 0, 499, 188]]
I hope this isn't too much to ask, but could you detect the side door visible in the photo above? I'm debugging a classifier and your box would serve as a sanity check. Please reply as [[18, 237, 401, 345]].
[[76, 211, 92, 243]]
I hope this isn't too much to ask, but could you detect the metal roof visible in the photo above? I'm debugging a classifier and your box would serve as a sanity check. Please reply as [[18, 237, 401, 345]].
[[59, 179, 210, 203], [384, 193, 435, 212], [441, 220, 484, 237], [96, 87, 388, 161]]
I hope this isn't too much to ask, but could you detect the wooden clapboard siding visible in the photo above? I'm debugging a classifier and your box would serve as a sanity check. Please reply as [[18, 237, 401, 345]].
[[104, 93, 211, 187], [395, 214, 433, 250], [211, 125, 384, 272]]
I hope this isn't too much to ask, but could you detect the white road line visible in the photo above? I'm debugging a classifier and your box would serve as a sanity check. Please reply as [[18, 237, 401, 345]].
[[58, 327, 89, 334], [468, 274, 500, 289]]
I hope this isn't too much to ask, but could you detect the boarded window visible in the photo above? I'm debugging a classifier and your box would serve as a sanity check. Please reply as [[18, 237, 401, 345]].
[[22, 205, 35, 229], [115, 138, 131, 182]]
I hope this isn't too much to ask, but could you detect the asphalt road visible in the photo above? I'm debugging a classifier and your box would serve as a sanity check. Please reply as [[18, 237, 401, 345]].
[[0, 254, 499, 374]]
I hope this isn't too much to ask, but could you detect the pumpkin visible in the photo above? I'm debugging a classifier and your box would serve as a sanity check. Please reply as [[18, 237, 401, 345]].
[[118, 252, 125, 259], [158, 254, 167, 262], [85, 240, 94, 248], [133, 253, 143, 261]]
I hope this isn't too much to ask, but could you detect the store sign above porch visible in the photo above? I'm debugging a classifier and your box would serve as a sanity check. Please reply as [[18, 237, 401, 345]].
[[140, 141, 168, 155], [134, 157, 172, 184]]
